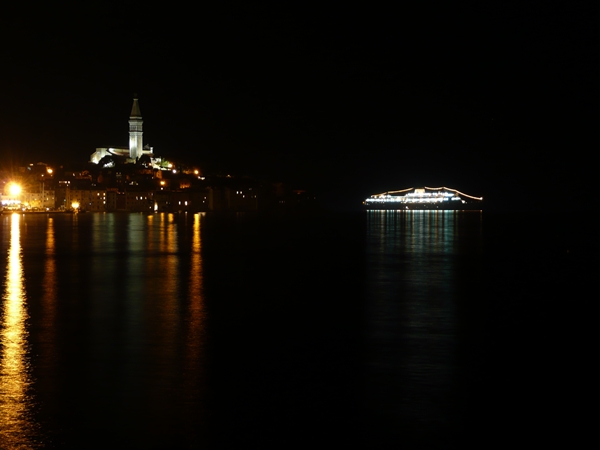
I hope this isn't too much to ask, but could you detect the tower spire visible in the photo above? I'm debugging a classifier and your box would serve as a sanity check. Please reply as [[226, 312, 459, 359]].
[[130, 94, 142, 118]]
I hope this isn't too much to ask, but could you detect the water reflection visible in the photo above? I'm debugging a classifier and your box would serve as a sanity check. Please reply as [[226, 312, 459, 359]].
[[183, 213, 207, 444], [187, 213, 206, 353], [42, 218, 57, 314], [0, 212, 211, 446], [158, 213, 179, 299], [38, 217, 58, 401], [365, 210, 482, 445], [0, 214, 39, 447]]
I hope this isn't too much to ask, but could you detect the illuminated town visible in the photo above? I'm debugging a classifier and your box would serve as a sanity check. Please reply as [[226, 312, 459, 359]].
[[0, 97, 316, 213], [364, 186, 483, 210]]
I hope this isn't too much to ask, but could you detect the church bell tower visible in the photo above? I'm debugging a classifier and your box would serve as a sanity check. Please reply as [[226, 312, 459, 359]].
[[129, 96, 143, 160]]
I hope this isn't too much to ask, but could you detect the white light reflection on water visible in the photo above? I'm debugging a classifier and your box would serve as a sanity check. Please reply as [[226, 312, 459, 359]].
[[0, 214, 40, 448], [365, 210, 482, 445]]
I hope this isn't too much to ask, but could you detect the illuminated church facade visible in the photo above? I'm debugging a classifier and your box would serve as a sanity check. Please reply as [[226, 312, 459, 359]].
[[90, 96, 156, 165]]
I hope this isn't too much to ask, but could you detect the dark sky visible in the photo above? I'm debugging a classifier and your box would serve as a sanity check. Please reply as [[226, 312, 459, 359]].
[[1, 3, 597, 210]]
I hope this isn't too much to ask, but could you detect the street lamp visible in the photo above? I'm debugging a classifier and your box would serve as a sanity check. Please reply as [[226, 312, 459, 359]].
[[8, 183, 22, 197], [2, 182, 23, 211]]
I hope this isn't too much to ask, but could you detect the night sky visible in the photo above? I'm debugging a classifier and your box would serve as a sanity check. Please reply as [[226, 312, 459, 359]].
[[1, 3, 597, 210]]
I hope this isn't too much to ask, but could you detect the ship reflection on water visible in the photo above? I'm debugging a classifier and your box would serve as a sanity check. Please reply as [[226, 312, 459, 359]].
[[364, 210, 483, 446]]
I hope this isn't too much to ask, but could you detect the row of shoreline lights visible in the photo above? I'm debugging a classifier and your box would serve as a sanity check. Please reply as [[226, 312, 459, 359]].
[[4, 181, 80, 212], [3, 169, 205, 210]]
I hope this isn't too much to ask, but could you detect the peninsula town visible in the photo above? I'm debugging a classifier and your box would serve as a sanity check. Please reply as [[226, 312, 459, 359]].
[[1, 97, 317, 213]]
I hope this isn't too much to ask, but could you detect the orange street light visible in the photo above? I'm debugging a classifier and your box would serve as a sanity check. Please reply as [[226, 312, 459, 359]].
[[8, 183, 22, 197]]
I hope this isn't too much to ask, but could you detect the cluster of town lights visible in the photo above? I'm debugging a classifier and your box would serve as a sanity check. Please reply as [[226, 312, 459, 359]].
[[1, 183, 24, 210], [2, 167, 54, 211]]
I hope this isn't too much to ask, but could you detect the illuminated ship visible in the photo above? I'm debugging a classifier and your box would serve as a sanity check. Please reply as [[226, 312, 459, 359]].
[[363, 187, 483, 210]]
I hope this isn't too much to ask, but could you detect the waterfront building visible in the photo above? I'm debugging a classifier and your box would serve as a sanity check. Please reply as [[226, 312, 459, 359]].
[[68, 189, 107, 212], [20, 190, 55, 210]]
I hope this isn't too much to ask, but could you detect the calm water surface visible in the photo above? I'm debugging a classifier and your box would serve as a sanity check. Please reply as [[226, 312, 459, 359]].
[[1, 210, 591, 448]]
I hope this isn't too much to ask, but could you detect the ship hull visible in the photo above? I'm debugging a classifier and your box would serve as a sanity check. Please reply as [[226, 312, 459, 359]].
[[364, 187, 483, 211], [363, 202, 482, 211]]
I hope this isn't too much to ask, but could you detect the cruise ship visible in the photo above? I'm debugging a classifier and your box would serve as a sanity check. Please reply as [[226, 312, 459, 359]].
[[363, 187, 483, 210]]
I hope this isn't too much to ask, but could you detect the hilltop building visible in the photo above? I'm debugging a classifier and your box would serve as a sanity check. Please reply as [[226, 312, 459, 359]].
[[90, 96, 156, 165]]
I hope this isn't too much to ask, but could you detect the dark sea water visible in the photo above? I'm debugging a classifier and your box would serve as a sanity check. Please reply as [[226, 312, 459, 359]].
[[0, 210, 595, 448]]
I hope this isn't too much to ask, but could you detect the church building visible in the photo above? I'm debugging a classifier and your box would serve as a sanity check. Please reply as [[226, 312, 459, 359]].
[[90, 96, 155, 165]]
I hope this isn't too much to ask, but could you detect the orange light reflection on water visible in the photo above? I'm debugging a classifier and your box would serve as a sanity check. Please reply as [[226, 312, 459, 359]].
[[188, 213, 205, 347], [0, 214, 39, 447]]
